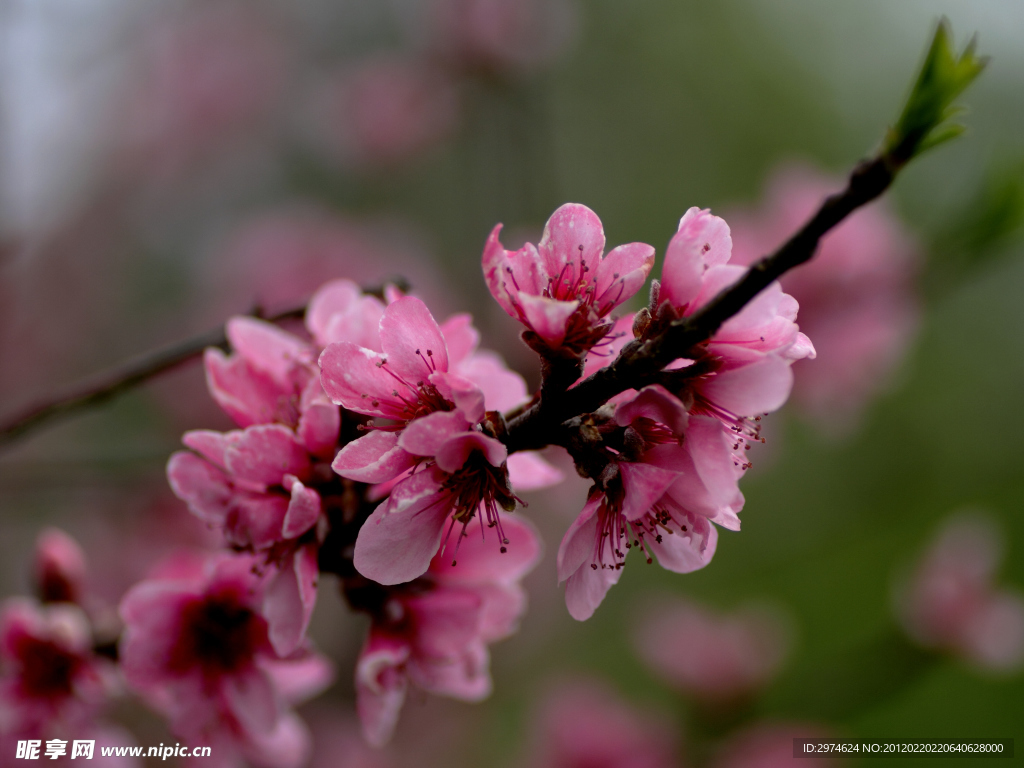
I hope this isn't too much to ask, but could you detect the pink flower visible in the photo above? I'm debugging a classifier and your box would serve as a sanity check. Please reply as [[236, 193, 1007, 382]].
[[483, 204, 655, 357], [557, 385, 742, 620], [204, 317, 339, 456], [167, 425, 323, 656], [353, 516, 540, 746], [320, 56, 460, 169], [430, 0, 578, 75], [655, 206, 814, 429], [729, 163, 919, 431], [324, 296, 558, 582], [0, 599, 112, 737], [895, 515, 1024, 672], [712, 722, 835, 768], [120, 4, 286, 179], [633, 596, 790, 704], [524, 679, 678, 768], [33, 528, 88, 605], [118, 553, 333, 768]]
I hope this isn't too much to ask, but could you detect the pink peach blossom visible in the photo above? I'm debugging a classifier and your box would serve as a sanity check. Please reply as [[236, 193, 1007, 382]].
[[729, 163, 919, 430], [118, 553, 333, 768], [430, 0, 578, 74], [354, 516, 540, 746], [524, 679, 678, 768], [33, 529, 88, 606], [557, 385, 741, 620], [895, 515, 1024, 672], [321, 57, 460, 169], [166, 424, 323, 656], [204, 317, 339, 456], [713, 722, 835, 768], [483, 204, 655, 357], [0, 599, 112, 738], [646, 206, 813, 472], [633, 596, 790, 703]]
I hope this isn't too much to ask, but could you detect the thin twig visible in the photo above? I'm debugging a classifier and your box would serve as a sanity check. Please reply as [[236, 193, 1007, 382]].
[[0, 306, 306, 449], [503, 152, 901, 452]]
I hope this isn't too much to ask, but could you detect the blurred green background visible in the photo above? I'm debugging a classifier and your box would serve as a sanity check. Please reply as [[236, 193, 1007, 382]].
[[1, 0, 1022, 765]]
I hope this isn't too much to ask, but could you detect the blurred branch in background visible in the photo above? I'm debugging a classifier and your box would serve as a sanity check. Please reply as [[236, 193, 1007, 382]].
[[0, 279, 407, 448]]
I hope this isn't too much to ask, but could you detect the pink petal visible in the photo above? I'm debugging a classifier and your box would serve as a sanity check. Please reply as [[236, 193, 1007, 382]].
[[435, 433, 507, 474], [263, 544, 320, 657], [481, 224, 542, 318], [593, 242, 656, 315], [204, 349, 285, 428], [397, 411, 471, 458], [474, 583, 528, 642], [537, 203, 605, 279], [261, 651, 334, 705], [430, 514, 542, 585], [690, 263, 746, 314], [619, 461, 679, 522], [431, 371, 485, 423], [379, 296, 449, 382], [356, 633, 410, 747], [404, 588, 484, 659], [614, 385, 689, 435], [244, 712, 311, 768], [353, 468, 451, 585], [565, 556, 621, 622], [282, 479, 321, 539], [227, 317, 313, 386], [557, 496, 601, 583], [228, 493, 292, 551], [507, 452, 564, 491], [222, 666, 280, 737], [182, 429, 230, 468], [517, 293, 578, 345], [166, 451, 232, 526], [224, 424, 311, 486], [661, 207, 733, 308], [333, 430, 418, 483], [699, 353, 794, 416], [306, 279, 361, 342], [647, 518, 718, 574], [454, 350, 528, 412], [685, 416, 745, 523], [319, 342, 406, 418], [440, 313, 480, 365], [407, 641, 491, 701]]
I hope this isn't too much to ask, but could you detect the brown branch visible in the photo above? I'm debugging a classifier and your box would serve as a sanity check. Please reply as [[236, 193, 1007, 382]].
[[503, 152, 902, 453], [0, 306, 305, 449]]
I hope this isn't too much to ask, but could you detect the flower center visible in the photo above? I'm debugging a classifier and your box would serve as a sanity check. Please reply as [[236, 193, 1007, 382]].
[[169, 589, 267, 677]]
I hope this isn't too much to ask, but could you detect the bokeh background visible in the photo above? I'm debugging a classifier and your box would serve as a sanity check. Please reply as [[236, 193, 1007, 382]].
[[2, 0, 1023, 765]]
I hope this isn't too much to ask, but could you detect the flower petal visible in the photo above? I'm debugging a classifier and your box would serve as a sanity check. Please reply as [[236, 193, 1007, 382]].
[[507, 451, 564, 491], [263, 544, 320, 657], [353, 468, 451, 585], [379, 296, 449, 383], [333, 430, 418, 483], [593, 242, 655, 315]]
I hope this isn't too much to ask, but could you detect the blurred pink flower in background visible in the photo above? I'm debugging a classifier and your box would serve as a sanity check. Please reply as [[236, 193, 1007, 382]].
[[0, 599, 114, 740], [894, 514, 1024, 672], [33, 529, 89, 607], [712, 722, 834, 768], [118, 2, 288, 182], [430, 0, 578, 75], [729, 163, 920, 432], [315, 57, 460, 170], [523, 678, 678, 768], [354, 515, 541, 746], [633, 596, 790, 705], [119, 552, 332, 768], [204, 207, 445, 317]]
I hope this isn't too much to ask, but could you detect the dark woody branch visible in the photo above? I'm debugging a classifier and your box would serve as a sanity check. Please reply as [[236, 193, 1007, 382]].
[[503, 21, 986, 454]]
